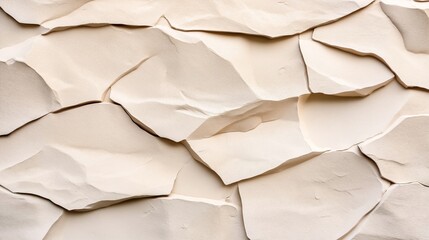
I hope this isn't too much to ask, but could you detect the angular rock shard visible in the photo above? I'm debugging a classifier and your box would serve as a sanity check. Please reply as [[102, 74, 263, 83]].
[[299, 31, 393, 96], [19, 26, 163, 107], [1, 0, 373, 37], [43, 195, 248, 240], [313, 1, 429, 90], [239, 151, 383, 240], [111, 26, 308, 142], [298, 80, 429, 150], [381, 0, 429, 54], [172, 159, 240, 204], [163, 0, 374, 38], [360, 114, 429, 185], [186, 98, 320, 184], [0, 186, 63, 240], [0, 8, 43, 49], [0, 61, 60, 135], [0, 103, 191, 210], [352, 183, 429, 240]]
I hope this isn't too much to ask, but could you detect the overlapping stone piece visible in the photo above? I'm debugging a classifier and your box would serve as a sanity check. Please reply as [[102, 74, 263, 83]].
[[0, 61, 60, 135], [0, 8, 44, 49], [238, 151, 384, 240], [186, 98, 321, 185], [0, 0, 373, 37], [42, 194, 247, 240], [359, 114, 429, 185], [42, 159, 248, 240], [298, 80, 429, 150], [352, 183, 429, 240], [299, 31, 394, 96], [0, 103, 191, 211], [0, 186, 63, 240], [110, 24, 323, 183], [313, 0, 429, 90], [1, 26, 171, 108]]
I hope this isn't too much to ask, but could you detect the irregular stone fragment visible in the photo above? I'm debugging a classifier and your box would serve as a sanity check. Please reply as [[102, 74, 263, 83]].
[[163, 0, 374, 37], [43, 195, 248, 240], [381, 0, 429, 54], [360, 115, 429, 185], [239, 151, 383, 240], [186, 98, 320, 184], [0, 61, 60, 135], [172, 159, 240, 204], [0, 103, 190, 210], [42, 0, 170, 31], [298, 80, 429, 150], [0, 8, 43, 49], [111, 26, 308, 142], [353, 183, 429, 240], [313, 1, 429, 90], [299, 31, 393, 96], [21, 26, 164, 107], [0, 186, 63, 240], [0, 0, 91, 24], [173, 28, 309, 101], [1, 0, 373, 37]]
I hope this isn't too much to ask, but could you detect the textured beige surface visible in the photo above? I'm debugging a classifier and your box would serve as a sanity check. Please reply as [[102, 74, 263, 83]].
[[1, 1, 429, 239]]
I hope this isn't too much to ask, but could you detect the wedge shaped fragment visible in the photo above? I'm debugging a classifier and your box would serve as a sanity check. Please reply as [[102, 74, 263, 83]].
[[164, 0, 374, 37], [21, 26, 167, 107], [298, 80, 429, 150], [0, 187, 63, 240], [1, 0, 373, 37], [0, 61, 60, 135], [360, 115, 429, 185], [239, 151, 383, 240], [353, 183, 429, 240], [186, 98, 319, 184], [0, 103, 191, 210], [43, 195, 247, 240], [313, 1, 429, 90], [0, 8, 43, 49], [299, 31, 393, 96]]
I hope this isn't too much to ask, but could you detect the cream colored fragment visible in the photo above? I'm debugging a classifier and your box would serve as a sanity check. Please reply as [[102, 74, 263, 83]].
[[352, 183, 429, 240], [0, 187, 63, 240], [298, 80, 429, 151], [0, 103, 191, 210], [239, 151, 383, 240], [299, 31, 393, 96], [186, 98, 321, 184], [43, 195, 248, 240], [0, 61, 60, 135], [313, 1, 429, 90], [360, 115, 429, 185], [1, 0, 373, 37]]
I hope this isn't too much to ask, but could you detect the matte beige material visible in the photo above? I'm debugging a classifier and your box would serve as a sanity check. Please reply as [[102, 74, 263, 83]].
[[0, 61, 60, 135], [172, 159, 240, 205], [0, 186, 63, 240], [313, 1, 429, 90], [299, 31, 394, 96], [1, 0, 373, 37], [360, 115, 429, 185], [298, 80, 429, 150], [381, 0, 429, 54], [111, 26, 308, 142], [43, 195, 248, 240], [353, 183, 429, 240], [0, 103, 190, 210], [186, 98, 319, 184], [21, 26, 162, 107], [0, 8, 43, 49], [239, 151, 383, 240]]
